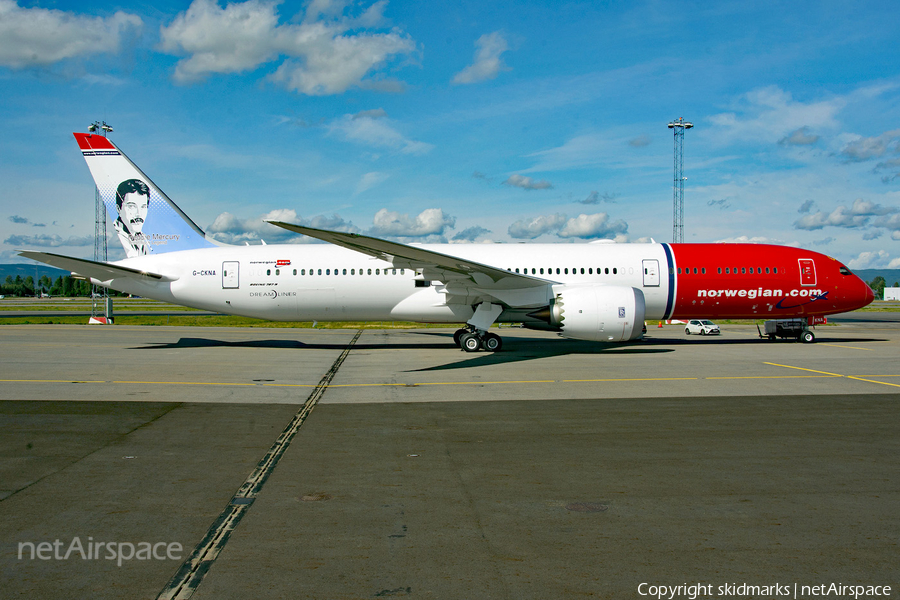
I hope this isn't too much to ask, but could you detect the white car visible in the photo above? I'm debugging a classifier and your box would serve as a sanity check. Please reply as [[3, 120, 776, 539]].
[[684, 319, 720, 335]]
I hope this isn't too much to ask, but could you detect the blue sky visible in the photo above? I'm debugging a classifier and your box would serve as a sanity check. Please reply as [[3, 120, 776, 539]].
[[1, 0, 899, 268]]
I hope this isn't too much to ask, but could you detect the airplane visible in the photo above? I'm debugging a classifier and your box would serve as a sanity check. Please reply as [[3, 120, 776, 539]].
[[19, 132, 874, 351]]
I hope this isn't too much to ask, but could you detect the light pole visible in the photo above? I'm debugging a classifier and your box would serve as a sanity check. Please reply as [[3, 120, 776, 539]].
[[668, 117, 693, 244], [88, 121, 113, 322]]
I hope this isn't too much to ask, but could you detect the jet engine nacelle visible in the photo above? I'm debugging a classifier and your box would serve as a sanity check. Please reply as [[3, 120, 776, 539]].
[[543, 285, 646, 342]]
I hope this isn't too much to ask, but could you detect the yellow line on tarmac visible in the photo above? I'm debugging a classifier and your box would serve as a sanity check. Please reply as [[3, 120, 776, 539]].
[[561, 377, 697, 383], [847, 376, 900, 388], [817, 343, 873, 351], [764, 363, 900, 389], [705, 375, 831, 380], [763, 363, 844, 377], [0, 379, 106, 384], [329, 380, 557, 388]]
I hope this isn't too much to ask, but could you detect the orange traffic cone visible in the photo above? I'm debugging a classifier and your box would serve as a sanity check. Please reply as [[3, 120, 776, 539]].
[[658, 321, 663, 328]]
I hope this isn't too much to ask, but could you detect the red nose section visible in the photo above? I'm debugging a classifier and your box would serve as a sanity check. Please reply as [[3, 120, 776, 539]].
[[864, 282, 875, 305]]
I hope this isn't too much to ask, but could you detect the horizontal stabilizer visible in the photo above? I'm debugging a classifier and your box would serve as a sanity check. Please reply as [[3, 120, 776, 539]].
[[18, 251, 175, 283]]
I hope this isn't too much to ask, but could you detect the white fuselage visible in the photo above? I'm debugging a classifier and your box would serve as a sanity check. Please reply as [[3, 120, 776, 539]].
[[103, 242, 672, 323]]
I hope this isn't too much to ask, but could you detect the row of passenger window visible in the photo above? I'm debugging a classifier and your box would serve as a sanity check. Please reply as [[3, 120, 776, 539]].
[[679, 266, 781, 275], [510, 267, 619, 275], [258, 268, 407, 276]]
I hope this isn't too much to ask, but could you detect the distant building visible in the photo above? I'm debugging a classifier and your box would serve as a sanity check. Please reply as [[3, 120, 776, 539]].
[[884, 287, 900, 301]]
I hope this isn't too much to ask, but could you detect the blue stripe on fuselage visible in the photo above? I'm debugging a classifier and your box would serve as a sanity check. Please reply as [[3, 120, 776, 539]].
[[661, 243, 675, 320]]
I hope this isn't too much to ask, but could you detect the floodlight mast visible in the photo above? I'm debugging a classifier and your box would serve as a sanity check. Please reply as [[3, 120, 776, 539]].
[[88, 121, 112, 320], [667, 117, 693, 244]]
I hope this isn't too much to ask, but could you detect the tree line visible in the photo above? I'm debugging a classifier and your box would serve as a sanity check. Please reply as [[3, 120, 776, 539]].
[[1, 275, 127, 298], [868, 276, 898, 301]]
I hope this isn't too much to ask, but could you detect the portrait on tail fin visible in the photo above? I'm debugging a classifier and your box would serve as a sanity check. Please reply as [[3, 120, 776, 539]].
[[114, 178, 151, 257]]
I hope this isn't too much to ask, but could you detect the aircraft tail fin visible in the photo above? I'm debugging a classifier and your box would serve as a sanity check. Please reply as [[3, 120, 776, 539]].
[[73, 133, 222, 258]]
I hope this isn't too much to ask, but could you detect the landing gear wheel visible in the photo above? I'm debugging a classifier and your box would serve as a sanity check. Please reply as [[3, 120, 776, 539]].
[[453, 328, 468, 347], [801, 330, 816, 344], [460, 332, 481, 352], [483, 333, 503, 352]]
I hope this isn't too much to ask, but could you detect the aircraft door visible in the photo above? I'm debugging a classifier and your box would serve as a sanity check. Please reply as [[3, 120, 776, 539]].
[[222, 261, 239, 289], [642, 259, 660, 287], [798, 259, 816, 286]]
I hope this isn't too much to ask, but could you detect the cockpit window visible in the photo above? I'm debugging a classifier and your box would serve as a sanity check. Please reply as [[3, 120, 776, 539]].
[[839, 266, 852, 276]]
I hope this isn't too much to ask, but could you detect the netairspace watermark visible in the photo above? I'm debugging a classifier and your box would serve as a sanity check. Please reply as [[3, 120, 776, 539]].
[[638, 583, 893, 600], [18, 538, 182, 567]]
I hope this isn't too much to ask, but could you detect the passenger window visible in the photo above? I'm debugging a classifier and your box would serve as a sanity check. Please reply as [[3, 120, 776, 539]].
[[540, 268, 544, 274], [613, 268, 617, 274], [773, 268, 778, 274], [589, 268, 593, 274], [293, 269, 297, 275], [276, 269, 280, 275], [267, 269, 271, 276], [765, 267, 770, 274], [556, 268, 560, 274], [604, 268, 609, 274], [565, 268, 569, 274], [376, 269, 380, 275], [392, 269, 397, 275], [741, 267, 746, 274], [701, 268, 706, 274], [326, 269, 330, 275]]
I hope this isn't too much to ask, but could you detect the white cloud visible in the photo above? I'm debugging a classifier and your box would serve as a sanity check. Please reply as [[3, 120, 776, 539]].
[[370, 208, 455, 237], [579, 191, 617, 205], [794, 198, 898, 231], [356, 171, 389, 194], [329, 112, 433, 155], [207, 208, 357, 243], [4, 233, 93, 247], [779, 126, 819, 146], [158, 0, 416, 95], [0, 0, 142, 68], [840, 129, 900, 162], [848, 250, 892, 270], [708, 86, 843, 145], [558, 213, 628, 239], [629, 135, 651, 148], [712, 235, 791, 245], [452, 31, 509, 85], [508, 214, 567, 239], [502, 174, 553, 190], [451, 226, 491, 242]]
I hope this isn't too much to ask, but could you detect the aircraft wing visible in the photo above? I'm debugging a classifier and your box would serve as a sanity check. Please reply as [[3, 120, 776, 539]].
[[267, 222, 554, 307], [18, 251, 176, 283]]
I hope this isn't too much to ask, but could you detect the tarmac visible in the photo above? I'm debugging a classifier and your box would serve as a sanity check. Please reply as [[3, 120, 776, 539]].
[[1, 320, 898, 599]]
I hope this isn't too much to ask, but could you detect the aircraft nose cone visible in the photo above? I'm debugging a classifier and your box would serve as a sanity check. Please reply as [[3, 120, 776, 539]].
[[864, 281, 875, 305]]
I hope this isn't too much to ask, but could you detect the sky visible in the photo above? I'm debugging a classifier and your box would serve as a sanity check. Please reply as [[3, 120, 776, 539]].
[[1, 0, 899, 268]]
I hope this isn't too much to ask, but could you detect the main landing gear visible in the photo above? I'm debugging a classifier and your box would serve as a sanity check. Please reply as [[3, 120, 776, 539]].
[[453, 328, 503, 353]]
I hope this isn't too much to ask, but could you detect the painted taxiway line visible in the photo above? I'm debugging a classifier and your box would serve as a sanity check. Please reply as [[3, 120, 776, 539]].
[[764, 362, 900, 389], [1, 372, 884, 389]]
